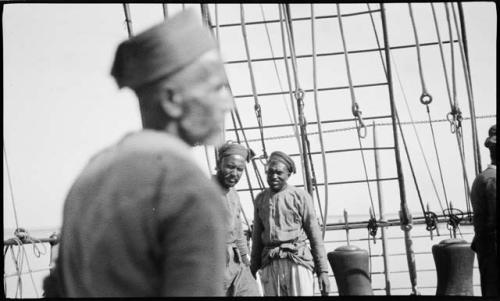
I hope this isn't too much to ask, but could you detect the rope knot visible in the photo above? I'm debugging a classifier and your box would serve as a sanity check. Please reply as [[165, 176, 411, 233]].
[[367, 217, 378, 238], [351, 103, 367, 138], [14, 228, 28, 241], [444, 207, 463, 233], [424, 210, 439, 232], [254, 103, 262, 117], [294, 88, 305, 101]]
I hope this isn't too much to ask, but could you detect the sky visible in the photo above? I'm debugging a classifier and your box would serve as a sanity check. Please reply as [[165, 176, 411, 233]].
[[3, 3, 497, 233]]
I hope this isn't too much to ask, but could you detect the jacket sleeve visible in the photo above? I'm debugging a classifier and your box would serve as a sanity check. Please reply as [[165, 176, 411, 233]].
[[250, 193, 264, 275], [300, 191, 330, 275]]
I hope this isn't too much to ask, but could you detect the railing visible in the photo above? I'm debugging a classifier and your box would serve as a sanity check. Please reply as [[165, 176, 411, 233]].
[[311, 220, 480, 296], [4, 219, 480, 297]]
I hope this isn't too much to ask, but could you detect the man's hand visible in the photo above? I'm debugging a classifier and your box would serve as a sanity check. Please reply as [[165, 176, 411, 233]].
[[318, 272, 330, 296]]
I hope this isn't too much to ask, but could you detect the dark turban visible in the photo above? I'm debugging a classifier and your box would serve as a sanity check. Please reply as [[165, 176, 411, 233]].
[[111, 8, 218, 90], [485, 124, 496, 148], [268, 151, 296, 174], [218, 141, 255, 163]]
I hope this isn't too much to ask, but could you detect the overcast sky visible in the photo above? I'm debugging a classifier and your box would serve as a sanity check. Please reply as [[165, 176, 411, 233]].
[[3, 3, 497, 232]]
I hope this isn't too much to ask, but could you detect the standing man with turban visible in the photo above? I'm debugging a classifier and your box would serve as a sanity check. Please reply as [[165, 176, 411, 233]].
[[213, 141, 261, 296], [43, 9, 232, 297], [250, 151, 330, 296], [471, 124, 498, 297]]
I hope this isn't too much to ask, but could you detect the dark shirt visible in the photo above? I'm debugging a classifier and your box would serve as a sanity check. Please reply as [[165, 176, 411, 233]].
[[48, 130, 227, 297], [471, 164, 496, 238]]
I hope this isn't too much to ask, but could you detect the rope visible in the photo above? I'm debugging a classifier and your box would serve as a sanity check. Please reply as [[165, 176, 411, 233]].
[[162, 4, 168, 19], [434, 2, 471, 218], [409, 3, 451, 218], [229, 112, 253, 230], [429, 3, 460, 133], [282, 6, 324, 223], [204, 4, 265, 192], [214, 5, 263, 230], [367, 229, 373, 279], [449, 3, 474, 218], [4, 140, 20, 229], [408, 4, 432, 105], [336, 4, 367, 138], [240, 4, 268, 160], [278, 4, 309, 192], [258, 4, 303, 154], [305, 129, 325, 226], [232, 99, 266, 189], [426, 108, 451, 211], [203, 4, 261, 230], [122, 4, 133, 38], [337, 4, 375, 212], [281, 4, 315, 196], [311, 3, 330, 239], [450, 2, 481, 176], [4, 232, 42, 298], [389, 38, 447, 215], [396, 111, 430, 219], [215, 4, 220, 46]]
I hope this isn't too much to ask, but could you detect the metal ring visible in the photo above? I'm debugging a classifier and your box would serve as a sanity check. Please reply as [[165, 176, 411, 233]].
[[420, 92, 433, 105]]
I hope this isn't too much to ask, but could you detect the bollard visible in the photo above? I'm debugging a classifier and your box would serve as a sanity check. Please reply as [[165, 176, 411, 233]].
[[327, 245, 373, 295], [432, 238, 474, 296]]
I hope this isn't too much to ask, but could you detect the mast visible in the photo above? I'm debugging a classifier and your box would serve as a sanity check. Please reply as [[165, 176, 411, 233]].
[[380, 4, 418, 295]]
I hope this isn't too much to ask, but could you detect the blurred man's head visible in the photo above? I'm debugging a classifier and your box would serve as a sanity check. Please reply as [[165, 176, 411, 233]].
[[484, 124, 496, 164], [111, 9, 233, 146], [266, 151, 296, 192], [216, 142, 254, 189]]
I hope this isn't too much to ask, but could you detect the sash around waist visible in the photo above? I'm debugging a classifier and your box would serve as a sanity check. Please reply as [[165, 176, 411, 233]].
[[260, 241, 314, 271]]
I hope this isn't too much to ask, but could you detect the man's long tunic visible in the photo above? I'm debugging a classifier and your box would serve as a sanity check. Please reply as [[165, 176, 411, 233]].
[[250, 184, 329, 295]]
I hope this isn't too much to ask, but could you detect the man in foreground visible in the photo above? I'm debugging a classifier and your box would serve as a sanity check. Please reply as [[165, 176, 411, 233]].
[[214, 141, 260, 296], [471, 124, 497, 297], [250, 151, 330, 296], [43, 8, 232, 297]]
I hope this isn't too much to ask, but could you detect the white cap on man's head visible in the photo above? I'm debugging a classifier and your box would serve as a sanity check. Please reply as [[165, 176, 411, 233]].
[[111, 8, 218, 90]]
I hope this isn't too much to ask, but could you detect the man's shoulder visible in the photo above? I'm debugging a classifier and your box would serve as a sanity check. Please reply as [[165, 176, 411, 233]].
[[474, 166, 497, 184], [120, 130, 191, 158], [286, 185, 310, 198]]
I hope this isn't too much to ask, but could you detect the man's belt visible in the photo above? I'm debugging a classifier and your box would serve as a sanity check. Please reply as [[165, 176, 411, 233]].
[[264, 241, 306, 259]]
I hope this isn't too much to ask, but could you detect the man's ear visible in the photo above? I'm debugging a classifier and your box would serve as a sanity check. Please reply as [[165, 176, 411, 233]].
[[160, 89, 183, 119]]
